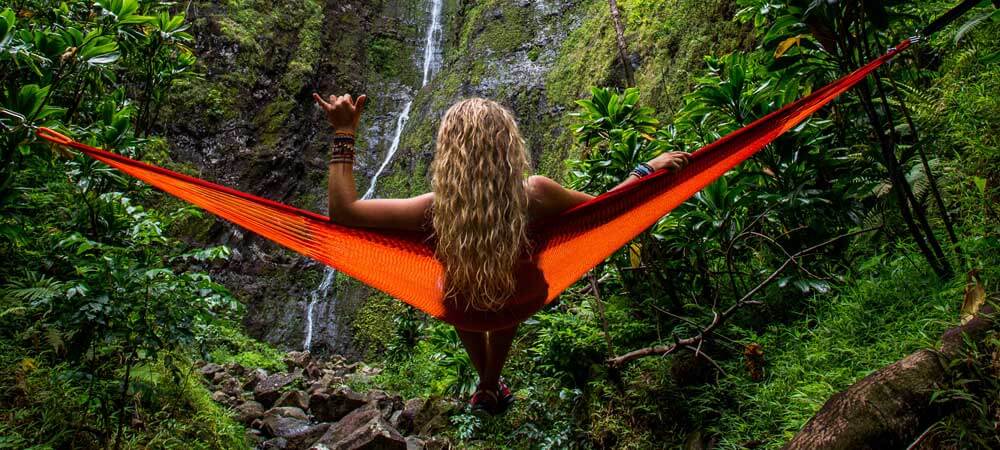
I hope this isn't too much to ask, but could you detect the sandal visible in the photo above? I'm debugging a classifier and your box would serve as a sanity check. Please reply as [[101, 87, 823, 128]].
[[496, 378, 515, 413], [469, 389, 500, 417], [469, 380, 516, 417]]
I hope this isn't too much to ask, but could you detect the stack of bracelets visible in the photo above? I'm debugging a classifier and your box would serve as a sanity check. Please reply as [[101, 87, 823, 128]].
[[330, 131, 356, 164], [631, 162, 656, 179]]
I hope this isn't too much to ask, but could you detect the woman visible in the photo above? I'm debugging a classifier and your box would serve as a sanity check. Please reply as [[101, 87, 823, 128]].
[[313, 93, 689, 415]]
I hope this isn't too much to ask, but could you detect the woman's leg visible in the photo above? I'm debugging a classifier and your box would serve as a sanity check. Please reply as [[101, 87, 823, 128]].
[[456, 328, 488, 380], [479, 325, 518, 391]]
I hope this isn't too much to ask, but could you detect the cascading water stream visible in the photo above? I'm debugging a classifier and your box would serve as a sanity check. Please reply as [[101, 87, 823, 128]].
[[304, 0, 443, 351]]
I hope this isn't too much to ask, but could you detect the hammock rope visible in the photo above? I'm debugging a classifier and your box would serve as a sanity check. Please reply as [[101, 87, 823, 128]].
[[32, 38, 915, 331]]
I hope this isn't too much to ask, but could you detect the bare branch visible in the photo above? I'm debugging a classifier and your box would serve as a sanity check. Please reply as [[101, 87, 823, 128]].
[[608, 227, 880, 368]]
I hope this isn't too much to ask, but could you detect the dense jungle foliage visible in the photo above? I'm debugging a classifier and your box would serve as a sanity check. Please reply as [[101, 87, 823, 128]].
[[1, 0, 999, 449]]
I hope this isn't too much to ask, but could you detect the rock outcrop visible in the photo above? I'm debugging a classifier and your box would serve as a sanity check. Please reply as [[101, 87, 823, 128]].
[[196, 353, 456, 450]]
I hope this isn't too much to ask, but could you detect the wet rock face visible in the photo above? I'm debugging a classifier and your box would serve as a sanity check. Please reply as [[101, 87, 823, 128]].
[[198, 353, 452, 450], [163, 0, 432, 356], [165, 0, 595, 356]]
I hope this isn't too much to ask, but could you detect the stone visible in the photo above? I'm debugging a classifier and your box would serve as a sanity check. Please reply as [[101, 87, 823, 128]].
[[309, 405, 404, 449], [275, 390, 310, 410], [245, 428, 265, 446], [219, 376, 242, 398], [243, 368, 269, 391], [310, 386, 368, 423], [305, 361, 324, 380], [341, 362, 361, 374], [254, 370, 303, 408], [211, 391, 232, 405], [233, 400, 265, 425], [261, 437, 288, 449], [212, 370, 230, 385], [199, 362, 224, 380], [367, 390, 404, 419], [224, 362, 246, 377], [394, 398, 424, 434], [260, 415, 330, 449], [405, 436, 425, 450], [263, 406, 309, 422], [306, 370, 338, 395], [327, 415, 406, 450], [411, 398, 458, 435], [422, 437, 451, 450], [284, 351, 312, 370]]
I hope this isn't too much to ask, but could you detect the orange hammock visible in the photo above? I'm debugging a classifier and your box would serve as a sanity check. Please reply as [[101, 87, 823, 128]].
[[35, 39, 912, 331]]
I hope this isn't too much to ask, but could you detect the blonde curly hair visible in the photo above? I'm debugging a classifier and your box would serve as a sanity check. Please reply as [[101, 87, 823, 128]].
[[431, 98, 532, 312]]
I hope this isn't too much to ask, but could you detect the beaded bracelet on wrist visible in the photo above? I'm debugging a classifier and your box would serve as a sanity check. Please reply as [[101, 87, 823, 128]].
[[329, 137, 356, 165], [631, 162, 656, 178]]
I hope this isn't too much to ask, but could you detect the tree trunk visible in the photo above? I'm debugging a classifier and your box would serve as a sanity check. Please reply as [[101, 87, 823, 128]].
[[785, 309, 995, 449], [607, 0, 635, 86], [856, 81, 948, 278]]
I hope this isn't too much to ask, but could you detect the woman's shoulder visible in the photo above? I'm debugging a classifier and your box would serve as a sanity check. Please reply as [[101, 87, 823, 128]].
[[526, 175, 560, 195], [526, 175, 595, 221]]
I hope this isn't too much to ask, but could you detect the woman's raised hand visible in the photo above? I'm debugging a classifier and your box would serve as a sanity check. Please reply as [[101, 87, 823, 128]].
[[313, 93, 368, 135], [649, 151, 691, 173]]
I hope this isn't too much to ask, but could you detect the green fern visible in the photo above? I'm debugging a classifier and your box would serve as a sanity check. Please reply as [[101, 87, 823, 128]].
[[1, 272, 66, 305]]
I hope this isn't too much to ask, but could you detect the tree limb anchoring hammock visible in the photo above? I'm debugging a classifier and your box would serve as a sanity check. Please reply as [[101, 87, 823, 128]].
[[34, 38, 914, 332]]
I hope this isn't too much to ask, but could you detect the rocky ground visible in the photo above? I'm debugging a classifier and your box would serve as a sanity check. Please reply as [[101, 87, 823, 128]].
[[196, 352, 457, 449]]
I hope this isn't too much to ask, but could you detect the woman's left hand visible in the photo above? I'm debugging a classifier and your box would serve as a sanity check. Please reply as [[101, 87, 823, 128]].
[[313, 93, 367, 134]]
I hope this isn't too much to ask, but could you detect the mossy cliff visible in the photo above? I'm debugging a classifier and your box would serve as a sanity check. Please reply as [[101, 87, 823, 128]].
[[162, 0, 431, 356], [380, 0, 750, 192], [163, 0, 748, 355]]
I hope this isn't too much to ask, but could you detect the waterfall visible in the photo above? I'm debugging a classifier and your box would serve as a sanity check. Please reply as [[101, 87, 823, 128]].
[[421, 0, 443, 87], [304, 0, 444, 352]]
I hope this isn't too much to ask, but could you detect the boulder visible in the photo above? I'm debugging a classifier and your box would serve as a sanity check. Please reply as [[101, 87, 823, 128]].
[[306, 370, 338, 395], [309, 405, 405, 449], [233, 400, 265, 425], [212, 370, 231, 385], [261, 437, 288, 449], [219, 376, 242, 398], [223, 362, 246, 377], [284, 351, 312, 370], [260, 415, 330, 449], [366, 390, 404, 419], [199, 362, 224, 381], [263, 406, 310, 422], [410, 398, 458, 435], [405, 436, 425, 450], [275, 390, 310, 410], [305, 361, 325, 380], [254, 370, 303, 407], [393, 398, 424, 434], [211, 391, 233, 405], [243, 368, 269, 391], [245, 428, 265, 446], [329, 416, 405, 450], [310, 387, 368, 423]]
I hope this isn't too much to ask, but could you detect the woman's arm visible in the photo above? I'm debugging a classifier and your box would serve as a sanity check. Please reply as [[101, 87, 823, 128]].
[[608, 151, 690, 191], [529, 151, 691, 219], [314, 93, 433, 231]]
